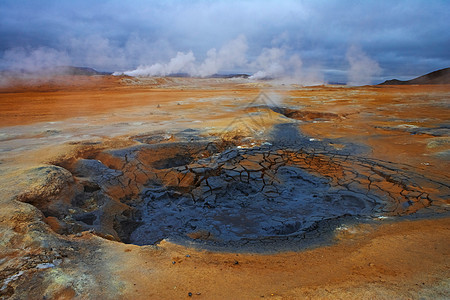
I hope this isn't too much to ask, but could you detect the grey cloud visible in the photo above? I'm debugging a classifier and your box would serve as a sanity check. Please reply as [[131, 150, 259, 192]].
[[0, 0, 449, 84]]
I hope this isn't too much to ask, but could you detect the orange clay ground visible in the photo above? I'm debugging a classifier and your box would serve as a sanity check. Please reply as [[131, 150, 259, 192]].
[[0, 76, 449, 299]]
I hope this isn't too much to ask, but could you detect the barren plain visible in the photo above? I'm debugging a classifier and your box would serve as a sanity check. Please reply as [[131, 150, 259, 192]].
[[0, 76, 449, 299]]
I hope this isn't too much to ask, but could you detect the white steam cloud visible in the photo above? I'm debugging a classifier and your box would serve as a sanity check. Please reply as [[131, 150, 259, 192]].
[[116, 35, 324, 85], [197, 35, 248, 76], [122, 51, 196, 77], [346, 45, 382, 86], [249, 47, 323, 85], [0, 34, 324, 86], [0, 47, 73, 86], [249, 47, 288, 79], [117, 35, 248, 77], [1, 47, 71, 72]]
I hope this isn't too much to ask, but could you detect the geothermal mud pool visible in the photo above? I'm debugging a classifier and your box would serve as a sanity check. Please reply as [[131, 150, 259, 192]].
[[0, 77, 449, 299], [27, 115, 448, 252]]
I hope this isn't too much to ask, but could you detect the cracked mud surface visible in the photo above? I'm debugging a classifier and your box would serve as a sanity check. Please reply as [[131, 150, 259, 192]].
[[0, 77, 449, 299], [39, 122, 447, 252]]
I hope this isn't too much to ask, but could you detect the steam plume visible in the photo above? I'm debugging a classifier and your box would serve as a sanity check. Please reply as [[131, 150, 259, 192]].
[[249, 47, 324, 85], [1, 47, 71, 72], [117, 35, 248, 77], [121, 51, 196, 77], [346, 45, 382, 85]]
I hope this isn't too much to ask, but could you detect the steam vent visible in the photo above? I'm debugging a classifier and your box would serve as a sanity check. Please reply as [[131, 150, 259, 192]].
[[1, 75, 449, 298]]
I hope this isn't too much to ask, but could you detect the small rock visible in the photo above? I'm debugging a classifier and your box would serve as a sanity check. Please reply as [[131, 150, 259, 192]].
[[172, 261, 176, 265], [36, 263, 55, 269], [188, 292, 193, 297]]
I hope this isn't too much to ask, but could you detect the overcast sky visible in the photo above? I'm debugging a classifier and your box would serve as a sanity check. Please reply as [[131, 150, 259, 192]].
[[0, 0, 449, 83]]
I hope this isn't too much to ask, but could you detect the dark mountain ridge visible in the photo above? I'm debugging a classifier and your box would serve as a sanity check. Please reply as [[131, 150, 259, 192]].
[[380, 67, 450, 85], [0, 66, 111, 76]]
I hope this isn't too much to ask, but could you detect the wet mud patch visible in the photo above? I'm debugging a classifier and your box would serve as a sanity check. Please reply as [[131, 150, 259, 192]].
[[259, 106, 344, 122], [374, 123, 450, 137], [131, 164, 378, 250], [17, 124, 450, 252], [278, 108, 341, 121]]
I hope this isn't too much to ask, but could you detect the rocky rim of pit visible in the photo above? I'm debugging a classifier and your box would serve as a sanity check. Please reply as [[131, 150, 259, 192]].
[[14, 120, 450, 252]]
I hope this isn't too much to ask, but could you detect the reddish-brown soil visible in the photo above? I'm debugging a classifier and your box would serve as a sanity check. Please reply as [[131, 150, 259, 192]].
[[0, 76, 448, 299], [0, 76, 257, 127], [106, 217, 449, 299]]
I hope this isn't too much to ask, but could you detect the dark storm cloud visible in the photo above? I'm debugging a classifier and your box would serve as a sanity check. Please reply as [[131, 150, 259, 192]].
[[0, 0, 449, 83]]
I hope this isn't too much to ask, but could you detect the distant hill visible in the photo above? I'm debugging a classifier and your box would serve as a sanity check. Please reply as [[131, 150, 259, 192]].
[[380, 67, 450, 85], [0, 66, 111, 76], [148, 73, 250, 78], [49, 66, 112, 76], [208, 74, 250, 79]]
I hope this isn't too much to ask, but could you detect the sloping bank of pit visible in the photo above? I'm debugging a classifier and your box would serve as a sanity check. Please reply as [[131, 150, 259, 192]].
[[16, 124, 450, 252]]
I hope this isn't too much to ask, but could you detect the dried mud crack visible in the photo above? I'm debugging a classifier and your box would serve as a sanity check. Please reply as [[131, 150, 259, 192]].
[[16, 124, 449, 252], [1, 80, 449, 299]]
